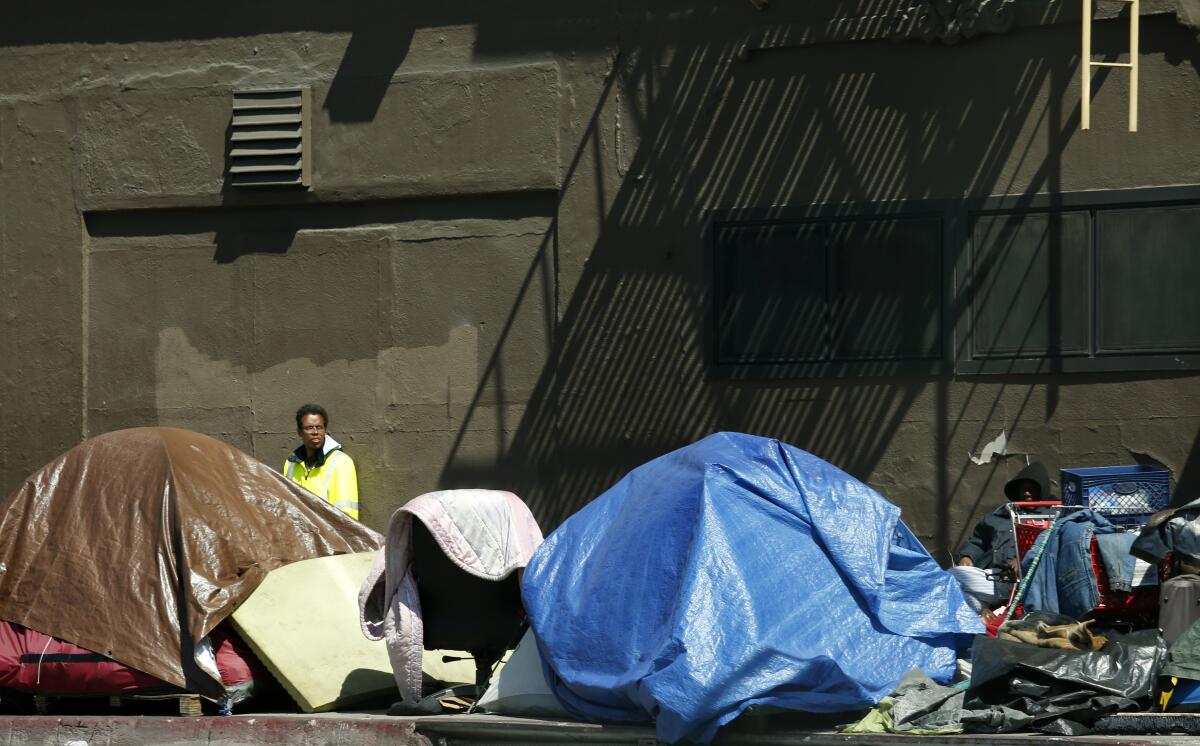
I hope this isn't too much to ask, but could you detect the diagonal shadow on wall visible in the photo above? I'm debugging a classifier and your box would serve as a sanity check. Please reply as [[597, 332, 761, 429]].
[[442, 9, 1200, 562]]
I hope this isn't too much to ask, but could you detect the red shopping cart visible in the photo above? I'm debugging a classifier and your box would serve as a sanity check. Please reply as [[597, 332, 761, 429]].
[[986, 501, 1166, 635], [983, 501, 1059, 635]]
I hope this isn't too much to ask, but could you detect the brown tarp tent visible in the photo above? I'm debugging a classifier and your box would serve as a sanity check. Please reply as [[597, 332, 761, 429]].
[[0, 427, 382, 697]]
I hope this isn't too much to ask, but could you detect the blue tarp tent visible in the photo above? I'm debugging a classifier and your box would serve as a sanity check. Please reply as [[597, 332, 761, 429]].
[[522, 432, 983, 744]]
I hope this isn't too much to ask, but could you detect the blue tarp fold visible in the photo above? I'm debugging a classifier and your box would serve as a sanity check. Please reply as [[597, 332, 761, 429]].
[[522, 432, 983, 744]]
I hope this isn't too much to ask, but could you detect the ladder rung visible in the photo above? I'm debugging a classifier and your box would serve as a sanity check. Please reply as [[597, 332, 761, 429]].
[[1090, 61, 1134, 68]]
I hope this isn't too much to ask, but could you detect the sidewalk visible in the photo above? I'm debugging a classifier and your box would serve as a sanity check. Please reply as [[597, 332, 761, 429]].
[[0, 712, 1187, 746]]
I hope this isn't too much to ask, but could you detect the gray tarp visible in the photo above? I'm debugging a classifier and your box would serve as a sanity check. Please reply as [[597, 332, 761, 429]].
[[1164, 614, 1200, 680], [848, 617, 1165, 736]]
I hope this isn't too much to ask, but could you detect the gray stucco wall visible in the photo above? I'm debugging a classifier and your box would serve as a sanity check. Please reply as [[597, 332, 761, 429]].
[[1, 1, 1198, 560]]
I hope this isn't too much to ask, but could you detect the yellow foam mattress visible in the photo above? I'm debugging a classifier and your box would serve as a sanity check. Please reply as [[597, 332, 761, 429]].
[[230, 551, 492, 712], [229, 551, 399, 712]]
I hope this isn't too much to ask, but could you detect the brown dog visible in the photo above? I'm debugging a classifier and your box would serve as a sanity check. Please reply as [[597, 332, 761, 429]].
[[999, 618, 1109, 652]]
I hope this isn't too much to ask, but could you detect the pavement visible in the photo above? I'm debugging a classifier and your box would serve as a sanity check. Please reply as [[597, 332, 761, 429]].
[[1, 712, 1200, 746]]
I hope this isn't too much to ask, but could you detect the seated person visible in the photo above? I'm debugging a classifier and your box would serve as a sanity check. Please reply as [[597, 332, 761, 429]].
[[951, 462, 1057, 614]]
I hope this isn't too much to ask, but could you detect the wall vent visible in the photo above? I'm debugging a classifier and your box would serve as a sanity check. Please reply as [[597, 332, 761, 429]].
[[229, 87, 311, 188]]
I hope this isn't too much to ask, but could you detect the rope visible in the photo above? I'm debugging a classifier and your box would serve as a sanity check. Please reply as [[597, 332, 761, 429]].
[[34, 636, 52, 686]]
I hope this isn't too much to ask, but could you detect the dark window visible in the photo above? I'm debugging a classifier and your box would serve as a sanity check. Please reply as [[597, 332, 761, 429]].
[[1096, 206, 1200, 354], [714, 223, 827, 364], [707, 205, 949, 378], [710, 186, 1200, 379], [967, 211, 1091, 359], [957, 187, 1200, 374], [832, 217, 942, 361]]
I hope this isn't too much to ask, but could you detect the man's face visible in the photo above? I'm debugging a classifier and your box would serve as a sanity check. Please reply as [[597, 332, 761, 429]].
[[1017, 479, 1041, 501], [299, 413, 326, 452]]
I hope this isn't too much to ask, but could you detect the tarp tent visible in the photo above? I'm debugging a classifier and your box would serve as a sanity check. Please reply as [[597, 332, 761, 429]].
[[522, 432, 984, 744], [0, 427, 381, 698]]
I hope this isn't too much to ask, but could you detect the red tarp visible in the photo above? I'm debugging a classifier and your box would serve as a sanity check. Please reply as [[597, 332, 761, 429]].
[[0, 621, 264, 695]]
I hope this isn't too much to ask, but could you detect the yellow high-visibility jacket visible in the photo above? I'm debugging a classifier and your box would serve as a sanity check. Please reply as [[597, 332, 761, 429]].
[[282, 435, 360, 520]]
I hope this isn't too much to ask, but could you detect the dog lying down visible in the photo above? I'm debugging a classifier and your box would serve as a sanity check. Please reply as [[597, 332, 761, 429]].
[[998, 618, 1109, 652]]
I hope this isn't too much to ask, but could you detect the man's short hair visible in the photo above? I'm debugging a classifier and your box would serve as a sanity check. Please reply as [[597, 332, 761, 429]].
[[295, 403, 329, 430]]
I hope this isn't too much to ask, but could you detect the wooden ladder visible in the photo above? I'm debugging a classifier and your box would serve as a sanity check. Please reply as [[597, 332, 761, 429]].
[[1081, 0, 1139, 131]]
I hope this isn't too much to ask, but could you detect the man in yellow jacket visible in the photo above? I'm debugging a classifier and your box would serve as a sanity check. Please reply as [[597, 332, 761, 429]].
[[283, 403, 360, 520]]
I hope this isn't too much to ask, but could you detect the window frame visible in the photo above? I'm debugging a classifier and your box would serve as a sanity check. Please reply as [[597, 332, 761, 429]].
[[954, 185, 1200, 375], [704, 199, 958, 380], [706, 185, 1200, 380]]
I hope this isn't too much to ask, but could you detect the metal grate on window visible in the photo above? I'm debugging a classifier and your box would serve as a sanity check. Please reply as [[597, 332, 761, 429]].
[[229, 87, 311, 188]]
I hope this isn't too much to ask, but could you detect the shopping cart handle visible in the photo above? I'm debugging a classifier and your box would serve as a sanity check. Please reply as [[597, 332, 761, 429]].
[[1009, 500, 1062, 508]]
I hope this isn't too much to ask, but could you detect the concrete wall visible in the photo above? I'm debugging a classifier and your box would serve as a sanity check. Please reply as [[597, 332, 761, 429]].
[[1, 1, 1198, 558]]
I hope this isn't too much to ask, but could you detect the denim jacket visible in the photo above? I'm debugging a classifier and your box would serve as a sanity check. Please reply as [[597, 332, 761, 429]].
[[1021, 509, 1120, 619], [1095, 532, 1139, 592]]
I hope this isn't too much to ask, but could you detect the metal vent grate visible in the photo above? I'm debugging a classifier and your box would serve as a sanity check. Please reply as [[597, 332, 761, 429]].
[[230, 87, 311, 187]]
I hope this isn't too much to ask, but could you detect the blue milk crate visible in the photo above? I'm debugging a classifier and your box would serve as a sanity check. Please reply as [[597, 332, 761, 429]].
[[1060, 465, 1170, 524]]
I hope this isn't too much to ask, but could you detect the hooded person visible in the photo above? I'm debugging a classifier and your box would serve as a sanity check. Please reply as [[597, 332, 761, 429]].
[[950, 462, 1056, 613]]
